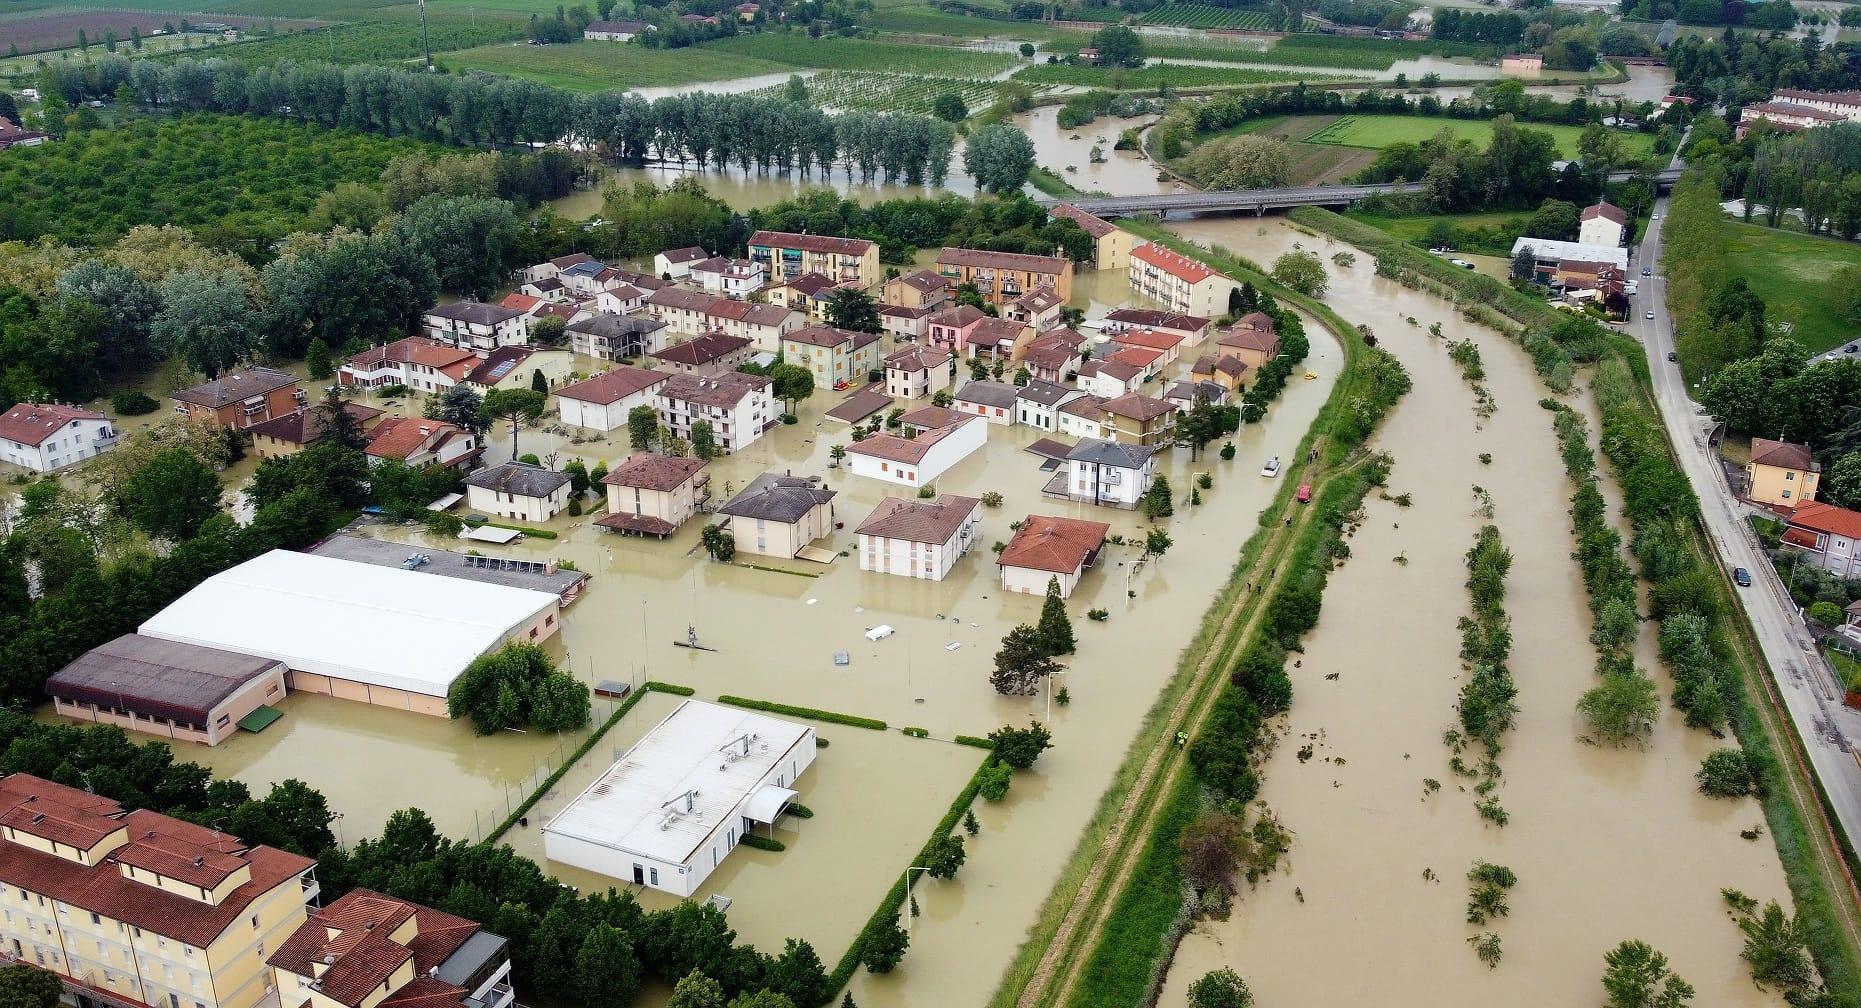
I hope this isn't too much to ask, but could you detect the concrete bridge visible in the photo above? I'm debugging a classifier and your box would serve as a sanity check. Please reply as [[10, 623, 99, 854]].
[[1052, 167, 1685, 217]]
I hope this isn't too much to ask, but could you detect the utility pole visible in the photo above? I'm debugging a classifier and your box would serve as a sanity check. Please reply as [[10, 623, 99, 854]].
[[419, 0, 433, 71]]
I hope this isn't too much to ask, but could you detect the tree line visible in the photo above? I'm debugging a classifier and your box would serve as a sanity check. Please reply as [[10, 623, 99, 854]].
[[36, 53, 954, 186]]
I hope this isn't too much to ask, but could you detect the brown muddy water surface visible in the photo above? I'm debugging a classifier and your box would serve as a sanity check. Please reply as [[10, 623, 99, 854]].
[[113, 261, 1343, 1004], [1156, 216, 1791, 1006]]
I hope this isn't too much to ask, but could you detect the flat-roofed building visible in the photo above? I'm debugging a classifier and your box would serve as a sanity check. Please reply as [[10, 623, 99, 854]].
[[542, 699, 817, 896], [138, 550, 562, 717], [935, 247, 1073, 308], [46, 635, 287, 746], [0, 773, 319, 1008]]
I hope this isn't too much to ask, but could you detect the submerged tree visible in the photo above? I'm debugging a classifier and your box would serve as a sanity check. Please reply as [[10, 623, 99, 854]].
[[992, 625, 1058, 695], [1601, 940, 1695, 1008], [1036, 577, 1076, 656]]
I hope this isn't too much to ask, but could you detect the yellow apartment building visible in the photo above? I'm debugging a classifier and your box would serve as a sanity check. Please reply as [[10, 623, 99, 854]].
[[746, 231, 881, 287], [934, 248, 1074, 308], [1748, 438, 1820, 507], [0, 774, 317, 1008], [780, 324, 884, 390]]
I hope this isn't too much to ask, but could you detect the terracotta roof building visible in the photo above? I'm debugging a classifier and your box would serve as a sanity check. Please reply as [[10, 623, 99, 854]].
[[556, 366, 670, 433], [935, 247, 1074, 308], [247, 401, 384, 459], [856, 495, 982, 580], [598, 452, 710, 537], [998, 515, 1110, 597], [0, 402, 118, 472], [270, 889, 512, 1008], [172, 366, 305, 430]]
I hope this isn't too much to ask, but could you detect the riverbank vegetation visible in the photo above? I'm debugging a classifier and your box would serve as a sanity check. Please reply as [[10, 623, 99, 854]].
[[1454, 524, 1517, 824], [1291, 202, 1861, 1002]]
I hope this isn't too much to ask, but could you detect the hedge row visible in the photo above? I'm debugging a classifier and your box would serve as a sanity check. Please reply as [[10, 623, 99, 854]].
[[483, 680, 688, 844], [715, 695, 888, 730]]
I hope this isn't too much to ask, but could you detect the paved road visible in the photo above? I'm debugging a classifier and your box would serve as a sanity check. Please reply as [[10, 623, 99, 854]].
[[1634, 199, 1861, 844]]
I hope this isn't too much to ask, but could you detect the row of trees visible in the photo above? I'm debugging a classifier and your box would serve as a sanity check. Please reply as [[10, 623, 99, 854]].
[[747, 188, 1097, 267], [67, 55, 956, 185]]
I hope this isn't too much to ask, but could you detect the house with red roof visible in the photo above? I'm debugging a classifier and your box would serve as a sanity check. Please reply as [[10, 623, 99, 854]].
[[364, 417, 479, 470], [856, 495, 981, 580], [554, 366, 669, 432], [998, 514, 1111, 597], [270, 888, 513, 1008], [1128, 242, 1236, 318], [1050, 203, 1132, 272], [597, 452, 710, 537], [1579, 200, 1628, 248], [0, 403, 117, 472], [341, 337, 480, 394], [845, 409, 986, 487], [1785, 501, 1861, 577]]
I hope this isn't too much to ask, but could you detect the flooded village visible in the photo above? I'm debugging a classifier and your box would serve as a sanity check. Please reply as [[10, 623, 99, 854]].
[[1, 26, 1847, 1008]]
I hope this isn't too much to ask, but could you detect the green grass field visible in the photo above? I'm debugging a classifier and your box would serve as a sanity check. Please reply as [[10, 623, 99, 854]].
[[700, 32, 1018, 76], [1345, 208, 1531, 255], [190, 17, 519, 65], [1140, 3, 1308, 30], [436, 39, 791, 90], [1724, 222, 1861, 355], [1014, 61, 1342, 89], [744, 70, 1007, 114], [1306, 114, 1655, 160]]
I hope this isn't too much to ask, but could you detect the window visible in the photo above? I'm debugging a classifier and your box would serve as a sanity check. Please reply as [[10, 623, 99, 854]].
[[91, 912, 100, 924], [251, 916, 259, 930], [1787, 472, 1796, 480], [648, 868, 659, 886]]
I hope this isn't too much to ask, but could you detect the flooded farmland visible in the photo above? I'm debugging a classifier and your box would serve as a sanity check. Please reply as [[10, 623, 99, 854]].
[[1156, 215, 1792, 1005]]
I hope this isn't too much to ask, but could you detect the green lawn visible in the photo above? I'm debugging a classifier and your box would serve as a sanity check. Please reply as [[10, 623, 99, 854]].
[[1144, 32, 1495, 70], [1014, 61, 1345, 89], [1724, 222, 1861, 356], [700, 32, 1018, 76], [1306, 114, 1655, 160], [1345, 208, 1531, 256], [436, 39, 791, 90]]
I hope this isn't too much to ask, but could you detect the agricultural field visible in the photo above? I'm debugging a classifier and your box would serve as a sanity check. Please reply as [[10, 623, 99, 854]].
[[1140, 2, 1304, 30], [1015, 60, 1355, 89], [744, 69, 1008, 114], [1171, 113, 1379, 185], [1345, 207, 1532, 255], [1144, 34, 1498, 70], [1723, 221, 1861, 355], [701, 32, 1020, 76], [866, 2, 1085, 41], [436, 39, 791, 91], [1306, 113, 1656, 160], [0, 11, 314, 55], [203, 17, 521, 66], [0, 112, 428, 247]]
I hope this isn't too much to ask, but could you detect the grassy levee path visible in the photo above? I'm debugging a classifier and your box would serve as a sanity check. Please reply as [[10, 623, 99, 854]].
[[989, 223, 1387, 1008], [1289, 205, 1861, 997]]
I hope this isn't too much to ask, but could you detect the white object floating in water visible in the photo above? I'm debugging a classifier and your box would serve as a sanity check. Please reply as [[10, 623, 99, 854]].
[[865, 625, 895, 641], [854, 606, 865, 614], [970, 622, 980, 628], [833, 651, 850, 666], [945, 642, 962, 652], [805, 598, 818, 605]]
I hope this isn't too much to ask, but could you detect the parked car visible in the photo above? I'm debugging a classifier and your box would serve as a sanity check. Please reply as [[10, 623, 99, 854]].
[[1734, 567, 1752, 587], [1297, 484, 1313, 503], [1260, 457, 1281, 478], [1646, 311, 1655, 319], [1641, 267, 1652, 277], [1449, 259, 1476, 269], [1667, 351, 1677, 362], [1651, 213, 1661, 220]]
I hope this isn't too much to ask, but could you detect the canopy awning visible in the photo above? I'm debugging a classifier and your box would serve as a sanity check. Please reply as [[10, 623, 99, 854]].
[[742, 784, 797, 824], [464, 524, 524, 544], [237, 705, 283, 733]]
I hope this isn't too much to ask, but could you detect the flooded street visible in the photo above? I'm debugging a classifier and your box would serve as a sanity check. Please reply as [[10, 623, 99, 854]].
[[551, 157, 979, 219], [1155, 216, 1791, 1005]]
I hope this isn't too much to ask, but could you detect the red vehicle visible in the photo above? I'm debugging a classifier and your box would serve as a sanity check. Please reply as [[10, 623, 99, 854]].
[[1296, 484, 1313, 503]]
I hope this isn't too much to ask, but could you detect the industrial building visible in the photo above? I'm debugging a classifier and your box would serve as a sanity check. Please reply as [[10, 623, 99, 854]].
[[542, 699, 816, 896], [46, 634, 287, 746], [137, 550, 562, 717]]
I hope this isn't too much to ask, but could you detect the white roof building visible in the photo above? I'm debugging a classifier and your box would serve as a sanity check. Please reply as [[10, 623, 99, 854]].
[[137, 550, 561, 716], [542, 699, 816, 896], [1508, 237, 1629, 272]]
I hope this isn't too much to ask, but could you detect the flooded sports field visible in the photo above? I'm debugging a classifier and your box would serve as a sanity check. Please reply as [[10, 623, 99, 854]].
[[1155, 216, 1792, 1005]]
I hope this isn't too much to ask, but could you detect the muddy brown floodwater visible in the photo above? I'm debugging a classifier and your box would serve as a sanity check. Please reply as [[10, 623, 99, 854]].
[[1156, 216, 1792, 1005], [86, 260, 1343, 1004]]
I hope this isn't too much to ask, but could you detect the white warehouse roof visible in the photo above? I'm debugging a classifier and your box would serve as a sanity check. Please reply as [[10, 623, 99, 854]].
[[137, 549, 559, 698], [544, 699, 813, 866], [1509, 237, 1628, 271]]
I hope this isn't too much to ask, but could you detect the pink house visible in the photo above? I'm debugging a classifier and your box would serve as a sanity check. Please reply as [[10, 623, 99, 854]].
[[926, 304, 991, 356]]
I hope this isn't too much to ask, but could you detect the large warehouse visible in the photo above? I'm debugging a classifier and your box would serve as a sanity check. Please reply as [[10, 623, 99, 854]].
[[542, 699, 816, 896], [138, 550, 563, 716]]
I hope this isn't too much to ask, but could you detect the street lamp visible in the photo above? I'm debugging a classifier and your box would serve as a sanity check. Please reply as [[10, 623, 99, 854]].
[[1046, 668, 1069, 722], [331, 812, 345, 849], [903, 866, 932, 933]]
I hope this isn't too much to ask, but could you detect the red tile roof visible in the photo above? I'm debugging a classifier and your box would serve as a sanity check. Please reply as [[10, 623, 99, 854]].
[[603, 452, 707, 491], [346, 338, 477, 374], [1751, 438, 1817, 472], [846, 414, 977, 464], [0, 774, 314, 948], [998, 515, 1110, 574], [365, 418, 466, 461], [785, 324, 880, 350], [1050, 203, 1117, 238], [651, 334, 752, 367], [1101, 392, 1175, 422], [856, 495, 980, 543], [936, 247, 1069, 274], [271, 889, 481, 1008], [1581, 201, 1627, 225], [1788, 502, 1861, 539], [659, 371, 769, 408], [1105, 308, 1209, 333], [1131, 242, 1220, 284], [173, 367, 300, 409], [0, 403, 106, 447], [1109, 328, 1184, 352], [885, 345, 953, 371], [247, 402, 382, 446], [1104, 346, 1163, 369], [748, 231, 874, 256], [555, 366, 668, 405]]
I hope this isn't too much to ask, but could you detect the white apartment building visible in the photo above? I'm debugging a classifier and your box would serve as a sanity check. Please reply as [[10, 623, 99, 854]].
[[1128, 242, 1236, 318], [656, 372, 774, 454], [645, 288, 801, 352], [0, 403, 118, 472], [856, 495, 981, 581], [421, 302, 529, 352]]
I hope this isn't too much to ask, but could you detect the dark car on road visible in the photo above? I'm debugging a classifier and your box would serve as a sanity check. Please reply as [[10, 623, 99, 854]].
[[1734, 567, 1752, 587]]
